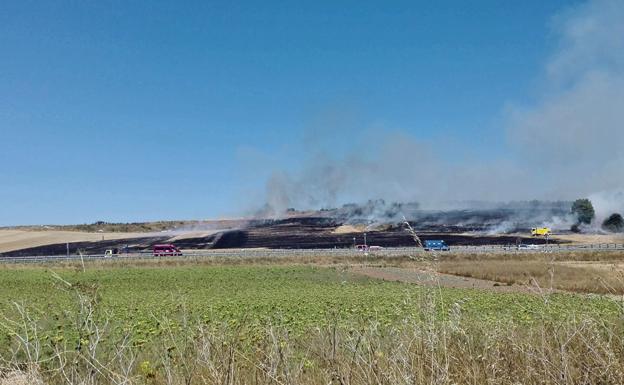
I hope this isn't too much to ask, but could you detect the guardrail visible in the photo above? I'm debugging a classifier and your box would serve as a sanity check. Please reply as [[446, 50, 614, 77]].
[[0, 243, 623, 264]]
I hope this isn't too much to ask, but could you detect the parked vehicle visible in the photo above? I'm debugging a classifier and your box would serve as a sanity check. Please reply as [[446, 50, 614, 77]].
[[355, 244, 369, 252], [104, 248, 118, 257], [153, 244, 182, 256], [424, 240, 450, 251], [517, 244, 540, 250]]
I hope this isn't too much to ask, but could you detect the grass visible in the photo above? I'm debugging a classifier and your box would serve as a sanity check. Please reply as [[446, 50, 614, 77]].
[[1, 261, 624, 384], [0, 265, 619, 329], [437, 260, 624, 294], [3, 248, 624, 295], [434, 251, 624, 294]]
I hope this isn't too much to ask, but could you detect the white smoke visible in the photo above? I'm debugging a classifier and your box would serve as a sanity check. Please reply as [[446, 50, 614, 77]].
[[258, 0, 624, 217], [505, 0, 624, 226], [589, 191, 624, 226], [262, 131, 533, 214], [507, 0, 624, 200]]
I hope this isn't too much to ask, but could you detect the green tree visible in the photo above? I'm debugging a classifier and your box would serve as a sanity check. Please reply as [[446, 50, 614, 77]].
[[602, 213, 624, 233], [571, 198, 595, 225]]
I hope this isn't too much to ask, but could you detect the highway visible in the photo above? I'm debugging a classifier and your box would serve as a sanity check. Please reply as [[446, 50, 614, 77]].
[[1, 243, 623, 264]]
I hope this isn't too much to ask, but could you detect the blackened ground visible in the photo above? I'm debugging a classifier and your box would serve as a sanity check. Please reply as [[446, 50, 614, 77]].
[[0, 237, 168, 257], [0, 217, 561, 256], [204, 231, 554, 249], [194, 218, 559, 249]]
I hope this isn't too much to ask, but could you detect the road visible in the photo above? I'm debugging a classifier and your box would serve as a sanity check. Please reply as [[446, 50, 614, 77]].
[[0, 243, 623, 264]]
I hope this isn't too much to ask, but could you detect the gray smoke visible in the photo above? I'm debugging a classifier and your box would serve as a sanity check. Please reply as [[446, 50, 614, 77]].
[[506, 0, 624, 229], [507, 0, 624, 198], [589, 191, 624, 227], [260, 0, 624, 220], [262, 132, 531, 216]]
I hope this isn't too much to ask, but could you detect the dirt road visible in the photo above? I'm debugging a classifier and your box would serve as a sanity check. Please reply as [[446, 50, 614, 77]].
[[350, 266, 548, 294]]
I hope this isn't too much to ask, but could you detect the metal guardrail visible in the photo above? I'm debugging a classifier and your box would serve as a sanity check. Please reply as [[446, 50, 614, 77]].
[[0, 243, 623, 264]]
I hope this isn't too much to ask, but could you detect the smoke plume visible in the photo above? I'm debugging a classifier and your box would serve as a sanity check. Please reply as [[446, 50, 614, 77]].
[[507, 0, 624, 198], [259, 0, 623, 218]]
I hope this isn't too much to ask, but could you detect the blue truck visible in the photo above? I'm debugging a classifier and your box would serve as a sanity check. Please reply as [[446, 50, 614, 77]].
[[424, 240, 450, 251]]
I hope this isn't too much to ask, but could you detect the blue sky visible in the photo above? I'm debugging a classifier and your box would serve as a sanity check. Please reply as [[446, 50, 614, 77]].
[[0, 0, 582, 225]]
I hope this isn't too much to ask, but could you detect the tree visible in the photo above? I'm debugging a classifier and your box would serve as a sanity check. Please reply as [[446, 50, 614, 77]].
[[602, 213, 624, 233], [571, 198, 595, 225]]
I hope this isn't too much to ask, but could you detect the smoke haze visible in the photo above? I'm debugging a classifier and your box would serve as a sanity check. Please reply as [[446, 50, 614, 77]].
[[259, 0, 623, 217], [507, 0, 624, 197]]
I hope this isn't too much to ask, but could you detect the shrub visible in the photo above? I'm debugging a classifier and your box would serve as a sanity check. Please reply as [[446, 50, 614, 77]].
[[602, 213, 624, 233]]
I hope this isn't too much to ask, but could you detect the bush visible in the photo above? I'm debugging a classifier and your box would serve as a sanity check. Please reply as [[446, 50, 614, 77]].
[[602, 213, 624, 233]]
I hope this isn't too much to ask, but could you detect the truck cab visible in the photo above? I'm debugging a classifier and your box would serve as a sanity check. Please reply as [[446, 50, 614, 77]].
[[355, 244, 369, 252], [424, 240, 450, 251]]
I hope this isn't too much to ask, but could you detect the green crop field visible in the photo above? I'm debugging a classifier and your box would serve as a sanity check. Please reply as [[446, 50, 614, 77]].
[[0, 265, 619, 339], [1, 264, 623, 384]]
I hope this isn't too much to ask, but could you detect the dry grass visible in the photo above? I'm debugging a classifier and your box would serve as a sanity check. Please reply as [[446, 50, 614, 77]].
[[0, 369, 45, 385], [1, 248, 623, 295], [332, 224, 368, 234], [2, 250, 624, 296], [437, 260, 624, 294], [550, 233, 624, 244], [0, 253, 412, 272], [2, 299, 624, 385], [435, 251, 624, 294], [436, 250, 624, 263]]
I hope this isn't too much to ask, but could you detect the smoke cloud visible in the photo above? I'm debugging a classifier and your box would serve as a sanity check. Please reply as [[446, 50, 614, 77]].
[[259, 0, 624, 217], [589, 191, 624, 226], [262, 131, 535, 215], [507, 0, 624, 198]]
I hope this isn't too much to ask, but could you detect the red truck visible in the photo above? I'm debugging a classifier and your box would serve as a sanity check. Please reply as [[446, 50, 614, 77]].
[[152, 244, 182, 256]]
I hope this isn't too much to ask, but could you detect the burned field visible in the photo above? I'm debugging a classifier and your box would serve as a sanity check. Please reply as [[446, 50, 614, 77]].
[[1, 212, 560, 257], [193, 216, 555, 249]]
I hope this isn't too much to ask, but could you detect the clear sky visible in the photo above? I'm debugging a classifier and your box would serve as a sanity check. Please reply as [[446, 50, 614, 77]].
[[1, 0, 583, 225]]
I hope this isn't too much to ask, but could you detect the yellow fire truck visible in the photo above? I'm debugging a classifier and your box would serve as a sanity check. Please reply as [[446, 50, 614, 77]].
[[531, 227, 551, 237]]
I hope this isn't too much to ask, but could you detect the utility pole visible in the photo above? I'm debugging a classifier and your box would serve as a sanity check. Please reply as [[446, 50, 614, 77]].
[[364, 232, 367, 247], [66, 242, 69, 257]]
